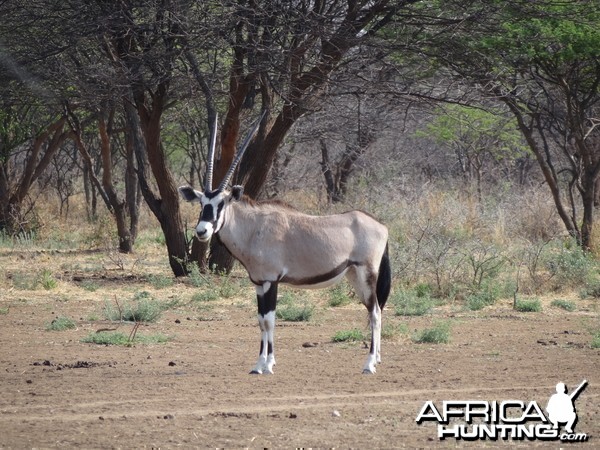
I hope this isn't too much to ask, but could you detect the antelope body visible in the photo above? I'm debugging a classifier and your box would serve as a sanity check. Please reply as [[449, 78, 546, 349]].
[[179, 114, 391, 374]]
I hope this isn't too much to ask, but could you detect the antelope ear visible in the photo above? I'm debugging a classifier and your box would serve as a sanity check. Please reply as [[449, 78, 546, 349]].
[[231, 185, 244, 201], [179, 186, 202, 202]]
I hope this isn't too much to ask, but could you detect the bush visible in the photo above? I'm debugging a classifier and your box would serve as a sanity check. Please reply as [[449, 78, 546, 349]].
[[412, 321, 451, 344], [392, 288, 434, 316], [276, 301, 314, 322], [548, 242, 596, 287], [515, 298, 542, 312], [46, 316, 76, 331], [332, 328, 365, 342], [81, 331, 169, 346], [102, 292, 166, 323], [327, 283, 352, 307], [550, 299, 576, 312]]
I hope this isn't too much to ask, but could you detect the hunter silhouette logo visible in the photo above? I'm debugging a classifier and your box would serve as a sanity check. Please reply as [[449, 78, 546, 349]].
[[546, 380, 587, 434], [416, 380, 590, 442]]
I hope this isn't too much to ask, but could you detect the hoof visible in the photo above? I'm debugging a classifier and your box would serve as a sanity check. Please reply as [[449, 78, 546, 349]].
[[362, 368, 376, 374], [249, 369, 262, 375]]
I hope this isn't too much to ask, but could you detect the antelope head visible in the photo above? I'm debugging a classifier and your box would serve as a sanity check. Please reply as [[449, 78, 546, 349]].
[[179, 113, 262, 242]]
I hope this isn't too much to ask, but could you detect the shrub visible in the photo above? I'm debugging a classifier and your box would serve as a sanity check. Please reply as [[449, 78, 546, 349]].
[[102, 293, 166, 323], [332, 328, 365, 342], [191, 290, 219, 302], [550, 299, 576, 312], [81, 331, 169, 346], [591, 333, 600, 349], [39, 269, 58, 290], [277, 301, 314, 322], [515, 298, 542, 312], [147, 274, 174, 289], [328, 283, 352, 307], [548, 242, 596, 287], [412, 321, 451, 344], [46, 316, 76, 331], [392, 288, 434, 316]]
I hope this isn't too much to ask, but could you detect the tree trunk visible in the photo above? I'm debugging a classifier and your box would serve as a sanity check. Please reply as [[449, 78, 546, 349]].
[[132, 86, 189, 276], [98, 116, 132, 253]]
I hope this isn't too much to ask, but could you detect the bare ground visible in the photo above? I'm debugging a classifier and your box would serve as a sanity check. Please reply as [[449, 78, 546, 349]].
[[0, 250, 599, 448]]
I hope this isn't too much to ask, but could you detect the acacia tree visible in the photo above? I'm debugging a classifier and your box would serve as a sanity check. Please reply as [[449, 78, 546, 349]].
[[419, 0, 600, 248], [195, 0, 421, 270], [419, 105, 528, 202]]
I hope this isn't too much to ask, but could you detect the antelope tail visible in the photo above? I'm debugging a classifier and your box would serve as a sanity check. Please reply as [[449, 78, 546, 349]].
[[376, 242, 392, 310]]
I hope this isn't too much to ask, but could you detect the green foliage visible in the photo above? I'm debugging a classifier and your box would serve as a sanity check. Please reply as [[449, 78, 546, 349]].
[[550, 299, 576, 312], [412, 321, 451, 344], [392, 287, 434, 316], [147, 273, 174, 289], [80, 280, 100, 292], [11, 269, 58, 290], [548, 242, 596, 287], [591, 333, 600, 349], [418, 105, 527, 164], [276, 300, 314, 322], [45, 316, 76, 331], [466, 281, 502, 311], [332, 328, 365, 343], [327, 283, 352, 307], [39, 269, 58, 290], [102, 292, 170, 323], [515, 298, 542, 312], [188, 262, 209, 288], [191, 290, 219, 302], [81, 331, 169, 346]]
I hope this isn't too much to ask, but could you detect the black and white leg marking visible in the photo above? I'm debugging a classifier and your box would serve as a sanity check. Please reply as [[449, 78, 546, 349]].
[[251, 281, 278, 374]]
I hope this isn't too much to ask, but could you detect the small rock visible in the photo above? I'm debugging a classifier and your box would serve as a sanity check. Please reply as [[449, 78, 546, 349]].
[[175, 319, 181, 324], [302, 342, 318, 348], [332, 410, 341, 417], [168, 361, 177, 366]]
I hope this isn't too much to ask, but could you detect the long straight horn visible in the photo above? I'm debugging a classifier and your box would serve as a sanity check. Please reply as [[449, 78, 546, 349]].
[[217, 111, 265, 191], [205, 113, 218, 191]]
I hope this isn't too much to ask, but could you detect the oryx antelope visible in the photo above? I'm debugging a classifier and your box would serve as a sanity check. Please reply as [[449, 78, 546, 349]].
[[179, 114, 391, 374]]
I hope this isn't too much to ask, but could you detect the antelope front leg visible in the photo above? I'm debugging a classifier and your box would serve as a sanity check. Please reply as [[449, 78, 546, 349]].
[[250, 282, 277, 374]]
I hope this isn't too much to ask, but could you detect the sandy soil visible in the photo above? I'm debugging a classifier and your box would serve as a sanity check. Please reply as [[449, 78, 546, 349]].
[[0, 251, 599, 448]]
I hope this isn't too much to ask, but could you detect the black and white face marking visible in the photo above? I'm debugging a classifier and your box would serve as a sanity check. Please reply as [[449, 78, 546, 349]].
[[195, 190, 227, 242], [179, 185, 244, 242]]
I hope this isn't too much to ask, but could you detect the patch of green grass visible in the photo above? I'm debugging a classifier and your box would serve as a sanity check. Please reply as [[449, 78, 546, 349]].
[[412, 321, 451, 344], [11, 271, 38, 290], [218, 274, 242, 299], [46, 316, 77, 331], [327, 283, 352, 307], [81, 331, 169, 346], [188, 262, 209, 288], [80, 280, 100, 292], [332, 328, 365, 343], [381, 322, 409, 339], [39, 269, 58, 290], [276, 301, 314, 322], [147, 273, 174, 289], [591, 333, 600, 349], [191, 290, 219, 302], [515, 298, 542, 312], [0, 306, 8, 315], [392, 288, 434, 316], [550, 299, 576, 312], [102, 293, 167, 323]]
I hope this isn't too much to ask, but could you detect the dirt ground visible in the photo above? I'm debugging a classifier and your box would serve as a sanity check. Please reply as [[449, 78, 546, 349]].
[[0, 250, 599, 448]]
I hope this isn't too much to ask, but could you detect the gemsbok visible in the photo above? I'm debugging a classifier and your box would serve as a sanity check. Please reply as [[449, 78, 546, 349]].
[[179, 114, 391, 374]]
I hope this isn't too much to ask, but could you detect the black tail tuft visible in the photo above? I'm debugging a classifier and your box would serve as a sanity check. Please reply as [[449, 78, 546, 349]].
[[376, 243, 391, 310]]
